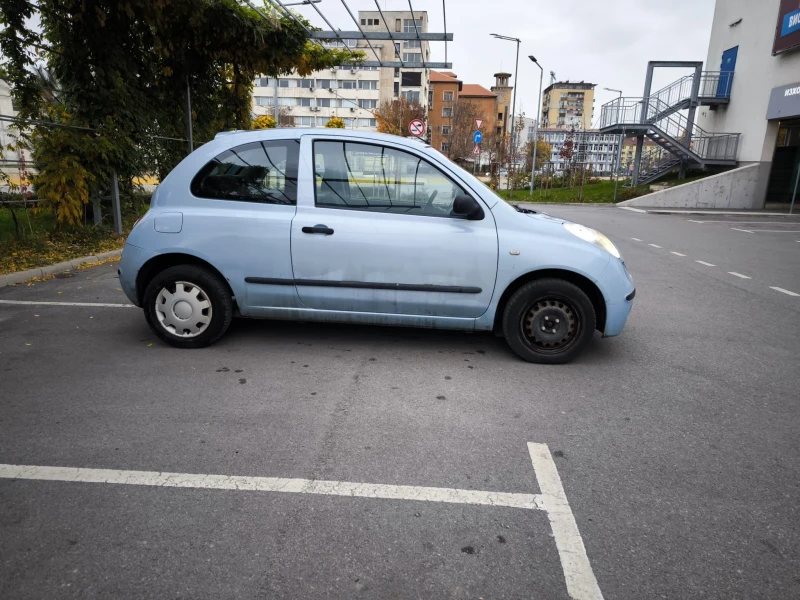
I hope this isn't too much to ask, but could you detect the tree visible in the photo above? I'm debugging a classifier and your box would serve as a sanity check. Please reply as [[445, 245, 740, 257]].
[[325, 117, 346, 129], [374, 98, 425, 136], [252, 115, 277, 130], [445, 99, 482, 162], [0, 0, 358, 226]]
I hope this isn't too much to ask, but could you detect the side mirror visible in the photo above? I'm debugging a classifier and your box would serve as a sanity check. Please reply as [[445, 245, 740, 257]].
[[452, 195, 484, 220]]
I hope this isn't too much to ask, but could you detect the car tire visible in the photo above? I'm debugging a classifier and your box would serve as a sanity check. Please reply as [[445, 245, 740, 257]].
[[502, 278, 596, 364], [143, 265, 233, 349]]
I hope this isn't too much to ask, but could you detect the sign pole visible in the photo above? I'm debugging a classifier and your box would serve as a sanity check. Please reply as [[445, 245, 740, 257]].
[[790, 160, 800, 215]]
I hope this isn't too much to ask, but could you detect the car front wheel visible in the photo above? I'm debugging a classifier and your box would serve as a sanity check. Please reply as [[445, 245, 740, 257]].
[[502, 278, 596, 364], [143, 264, 233, 348]]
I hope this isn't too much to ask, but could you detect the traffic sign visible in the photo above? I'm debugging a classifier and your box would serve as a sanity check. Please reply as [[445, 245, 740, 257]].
[[473, 130, 483, 144], [474, 118, 483, 129], [472, 144, 481, 156], [408, 119, 425, 137]]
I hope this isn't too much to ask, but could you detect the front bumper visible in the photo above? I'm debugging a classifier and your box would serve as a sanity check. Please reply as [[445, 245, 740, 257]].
[[599, 257, 635, 338]]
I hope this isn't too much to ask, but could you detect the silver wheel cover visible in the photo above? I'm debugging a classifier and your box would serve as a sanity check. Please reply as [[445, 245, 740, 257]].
[[155, 281, 213, 338]]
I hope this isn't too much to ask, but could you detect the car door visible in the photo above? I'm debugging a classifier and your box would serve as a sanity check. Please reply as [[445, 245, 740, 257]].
[[290, 135, 498, 318]]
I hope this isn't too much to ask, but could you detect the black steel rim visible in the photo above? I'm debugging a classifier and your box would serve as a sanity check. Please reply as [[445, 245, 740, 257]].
[[519, 295, 582, 355]]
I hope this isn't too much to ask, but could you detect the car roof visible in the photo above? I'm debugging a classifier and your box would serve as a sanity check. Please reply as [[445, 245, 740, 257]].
[[214, 127, 432, 149]]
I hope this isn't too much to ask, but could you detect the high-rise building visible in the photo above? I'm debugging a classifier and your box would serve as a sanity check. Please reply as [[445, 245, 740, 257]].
[[540, 81, 596, 130], [251, 11, 430, 131]]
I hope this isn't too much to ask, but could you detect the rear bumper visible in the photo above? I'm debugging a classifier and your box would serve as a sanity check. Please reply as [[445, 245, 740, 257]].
[[118, 243, 156, 307]]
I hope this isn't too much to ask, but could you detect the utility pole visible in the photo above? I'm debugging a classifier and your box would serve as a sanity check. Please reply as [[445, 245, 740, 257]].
[[184, 77, 193, 155], [604, 87, 623, 202], [529, 55, 544, 195]]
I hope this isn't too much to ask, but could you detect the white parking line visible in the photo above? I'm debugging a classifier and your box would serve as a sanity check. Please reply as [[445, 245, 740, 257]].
[[687, 220, 705, 224], [730, 228, 754, 233], [1, 444, 603, 599], [728, 272, 751, 279], [648, 243, 662, 248], [528, 443, 604, 600], [618, 207, 646, 213], [630, 237, 642, 242], [0, 300, 135, 308], [0, 463, 543, 510], [741, 230, 800, 233], [695, 260, 716, 267], [770, 287, 800, 297], [670, 251, 686, 257]]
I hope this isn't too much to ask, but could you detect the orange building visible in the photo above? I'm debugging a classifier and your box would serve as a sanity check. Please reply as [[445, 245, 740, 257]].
[[428, 71, 462, 153]]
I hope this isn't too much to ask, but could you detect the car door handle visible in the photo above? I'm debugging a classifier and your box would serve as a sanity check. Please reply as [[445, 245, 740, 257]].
[[302, 225, 334, 235]]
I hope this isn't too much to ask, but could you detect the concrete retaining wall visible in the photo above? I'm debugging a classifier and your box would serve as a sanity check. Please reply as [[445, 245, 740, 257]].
[[618, 163, 764, 209]]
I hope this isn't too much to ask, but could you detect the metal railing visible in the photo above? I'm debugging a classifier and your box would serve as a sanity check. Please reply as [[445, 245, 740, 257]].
[[600, 96, 740, 161], [648, 71, 734, 108]]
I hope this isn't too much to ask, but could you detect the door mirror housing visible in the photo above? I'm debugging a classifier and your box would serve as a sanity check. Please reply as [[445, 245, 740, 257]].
[[452, 195, 484, 220]]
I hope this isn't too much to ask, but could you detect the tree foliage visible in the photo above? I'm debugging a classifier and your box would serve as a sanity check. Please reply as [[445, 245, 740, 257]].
[[374, 98, 425, 136], [252, 114, 277, 130], [325, 116, 346, 129], [0, 0, 358, 225]]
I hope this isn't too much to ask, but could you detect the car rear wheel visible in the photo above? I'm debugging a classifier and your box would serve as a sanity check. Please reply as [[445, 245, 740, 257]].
[[502, 278, 596, 364], [143, 265, 233, 348]]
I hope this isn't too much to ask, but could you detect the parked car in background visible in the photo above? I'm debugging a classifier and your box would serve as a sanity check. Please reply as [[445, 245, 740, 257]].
[[119, 129, 634, 363]]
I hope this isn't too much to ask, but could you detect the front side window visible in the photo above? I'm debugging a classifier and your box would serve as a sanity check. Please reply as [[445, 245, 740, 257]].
[[191, 140, 299, 205], [313, 140, 467, 217]]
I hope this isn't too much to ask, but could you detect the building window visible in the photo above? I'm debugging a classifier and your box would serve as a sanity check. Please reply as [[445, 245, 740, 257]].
[[443, 91, 454, 102], [343, 117, 356, 128], [316, 79, 335, 89], [317, 98, 336, 108], [316, 116, 331, 126], [403, 18, 422, 33], [441, 126, 451, 135], [361, 18, 366, 25], [428, 90, 433, 105], [358, 118, 378, 128], [402, 90, 420, 103], [497, 126, 502, 134], [441, 143, 450, 153], [297, 79, 313, 88], [295, 116, 314, 127], [394, 67, 400, 77], [358, 99, 378, 109], [313, 140, 466, 217], [340, 98, 358, 110], [255, 96, 273, 106], [256, 77, 271, 87], [404, 40, 421, 48], [401, 72, 421, 87], [393, 82, 399, 96], [190, 140, 300, 205], [394, 43, 401, 57], [358, 80, 378, 90], [340, 80, 357, 90], [498, 112, 503, 120], [277, 98, 294, 107], [297, 97, 312, 107], [402, 52, 422, 63], [395, 18, 401, 32], [278, 79, 291, 88], [442, 107, 453, 118]]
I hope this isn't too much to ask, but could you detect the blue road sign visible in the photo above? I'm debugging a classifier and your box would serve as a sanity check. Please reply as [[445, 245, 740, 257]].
[[473, 130, 483, 144]]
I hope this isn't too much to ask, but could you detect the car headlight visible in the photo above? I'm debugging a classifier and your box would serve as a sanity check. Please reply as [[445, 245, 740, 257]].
[[563, 223, 621, 259]]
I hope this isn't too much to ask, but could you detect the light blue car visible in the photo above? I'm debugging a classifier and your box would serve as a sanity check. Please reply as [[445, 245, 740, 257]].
[[119, 129, 634, 363]]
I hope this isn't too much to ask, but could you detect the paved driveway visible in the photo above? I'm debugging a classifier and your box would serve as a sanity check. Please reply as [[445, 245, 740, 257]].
[[1, 205, 798, 599]]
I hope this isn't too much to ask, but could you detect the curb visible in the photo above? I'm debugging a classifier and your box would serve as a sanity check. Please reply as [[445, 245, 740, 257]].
[[645, 210, 798, 216], [1, 249, 122, 287]]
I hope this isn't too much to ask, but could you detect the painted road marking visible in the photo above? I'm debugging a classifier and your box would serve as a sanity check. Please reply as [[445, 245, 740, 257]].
[[631, 237, 642, 242], [528, 443, 604, 600], [728, 272, 751, 279], [670, 251, 686, 257], [687, 220, 705, 224], [0, 444, 603, 599], [696, 260, 716, 267], [648, 243, 662, 248], [618, 206, 646, 213], [730, 228, 754, 233], [770, 287, 800, 297], [740, 230, 800, 233], [0, 300, 135, 308], [0, 463, 543, 510], [688, 221, 800, 225]]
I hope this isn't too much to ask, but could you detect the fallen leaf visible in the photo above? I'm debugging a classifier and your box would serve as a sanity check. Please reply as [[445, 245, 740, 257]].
[[147, 343, 153, 347], [57, 291, 63, 295], [25, 343, 31, 346], [116, 287, 122, 291], [34, 314, 39, 317], [89, 316, 93, 319]]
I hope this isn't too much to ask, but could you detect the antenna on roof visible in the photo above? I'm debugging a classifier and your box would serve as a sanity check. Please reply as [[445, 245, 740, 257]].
[[549, 71, 556, 86]]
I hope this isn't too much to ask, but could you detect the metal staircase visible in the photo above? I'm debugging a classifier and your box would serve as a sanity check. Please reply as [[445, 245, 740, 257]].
[[600, 62, 739, 186]]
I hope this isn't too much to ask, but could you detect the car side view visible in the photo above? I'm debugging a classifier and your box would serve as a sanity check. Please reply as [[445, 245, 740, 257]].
[[118, 129, 634, 363]]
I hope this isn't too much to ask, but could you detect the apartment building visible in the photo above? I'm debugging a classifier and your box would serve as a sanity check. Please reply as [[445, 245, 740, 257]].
[[0, 79, 33, 191], [428, 71, 461, 153], [538, 128, 621, 176], [540, 81, 596, 130], [252, 10, 430, 131]]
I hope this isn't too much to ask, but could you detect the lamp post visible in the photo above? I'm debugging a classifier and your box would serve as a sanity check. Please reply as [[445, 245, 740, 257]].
[[604, 87, 623, 202], [491, 33, 520, 192], [529, 55, 543, 196]]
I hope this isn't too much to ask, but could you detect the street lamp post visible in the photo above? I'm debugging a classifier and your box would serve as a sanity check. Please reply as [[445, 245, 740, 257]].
[[491, 33, 521, 193], [529, 55, 543, 196], [604, 87, 623, 202]]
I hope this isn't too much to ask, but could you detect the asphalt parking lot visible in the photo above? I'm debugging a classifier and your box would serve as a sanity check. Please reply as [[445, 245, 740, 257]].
[[1, 205, 799, 599]]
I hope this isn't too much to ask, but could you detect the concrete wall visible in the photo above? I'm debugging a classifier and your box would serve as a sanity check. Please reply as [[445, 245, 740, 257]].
[[617, 163, 763, 209]]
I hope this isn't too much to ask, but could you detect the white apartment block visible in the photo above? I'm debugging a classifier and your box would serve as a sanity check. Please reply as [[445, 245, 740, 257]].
[[536, 128, 620, 176], [0, 79, 34, 191], [252, 11, 430, 131]]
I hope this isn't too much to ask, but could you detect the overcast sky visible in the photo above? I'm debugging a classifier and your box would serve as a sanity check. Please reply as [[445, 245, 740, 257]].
[[295, 0, 718, 125]]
